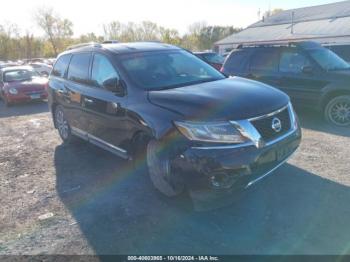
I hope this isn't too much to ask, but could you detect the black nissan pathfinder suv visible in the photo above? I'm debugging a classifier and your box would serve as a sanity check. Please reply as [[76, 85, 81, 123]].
[[48, 42, 301, 197], [221, 41, 350, 126]]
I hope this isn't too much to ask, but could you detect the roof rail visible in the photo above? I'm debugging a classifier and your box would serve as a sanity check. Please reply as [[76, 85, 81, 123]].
[[67, 42, 102, 50], [236, 40, 321, 49], [102, 40, 119, 44]]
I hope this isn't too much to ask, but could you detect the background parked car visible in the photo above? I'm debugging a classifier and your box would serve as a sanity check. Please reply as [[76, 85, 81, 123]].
[[29, 62, 53, 77], [194, 51, 225, 70], [221, 41, 350, 126], [0, 63, 19, 69], [0, 66, 48, 107]]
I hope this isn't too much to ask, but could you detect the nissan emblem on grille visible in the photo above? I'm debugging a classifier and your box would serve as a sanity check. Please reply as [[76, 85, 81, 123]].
[[272, 117, 282, 133]]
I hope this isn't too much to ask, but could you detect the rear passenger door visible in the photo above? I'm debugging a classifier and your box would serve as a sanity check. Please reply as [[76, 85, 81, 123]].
[[84, 53, 129, 151], [278, 48, 327, 106], [50, 54, 76, 123], [248, 48, 281, 87], [64, 52, 92, 132]]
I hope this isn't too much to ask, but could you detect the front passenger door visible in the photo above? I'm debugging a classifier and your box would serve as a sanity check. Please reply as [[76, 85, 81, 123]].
[[84, 53, 129, 150]]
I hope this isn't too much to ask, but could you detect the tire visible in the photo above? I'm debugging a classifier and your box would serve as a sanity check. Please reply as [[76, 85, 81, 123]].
[[324, 95, 350, 127], [4, 97, 12, 107], [54, 105, 76, 144], [146, 139, 185, 197]]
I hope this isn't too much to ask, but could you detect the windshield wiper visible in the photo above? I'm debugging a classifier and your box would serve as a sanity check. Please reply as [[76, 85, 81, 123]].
[[150, 78, 222, 91]]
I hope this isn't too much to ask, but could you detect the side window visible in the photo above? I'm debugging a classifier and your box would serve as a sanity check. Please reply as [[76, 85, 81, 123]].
[[91, 53, 119, 88], [250, 49, 280, 72], [67, 53, 91, 84], [225, 50, 249, 70], [52, 55, 71, 77], [279, 50, 311, 73]]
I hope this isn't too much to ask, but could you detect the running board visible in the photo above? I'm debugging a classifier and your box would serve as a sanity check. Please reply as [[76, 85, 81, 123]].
[[71, 127, 130, 160]]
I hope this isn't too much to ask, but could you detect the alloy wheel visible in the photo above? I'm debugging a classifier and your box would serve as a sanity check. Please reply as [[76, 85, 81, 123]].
[[326, 96, 350, 126], [56, 108, 69, 139]]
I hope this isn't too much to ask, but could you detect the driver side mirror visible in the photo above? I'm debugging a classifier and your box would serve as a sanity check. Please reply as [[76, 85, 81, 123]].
[[103, 77, 125, 95], [302, 65, 313, 74]]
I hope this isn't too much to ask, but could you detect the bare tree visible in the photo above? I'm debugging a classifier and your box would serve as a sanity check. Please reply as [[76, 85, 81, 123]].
[[35, 7, 73, 56], [263, 8, 284, 18]]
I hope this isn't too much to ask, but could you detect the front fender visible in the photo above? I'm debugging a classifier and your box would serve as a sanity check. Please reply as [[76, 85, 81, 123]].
[[320, 83, 350, 107], [127, 102, 183, 140]]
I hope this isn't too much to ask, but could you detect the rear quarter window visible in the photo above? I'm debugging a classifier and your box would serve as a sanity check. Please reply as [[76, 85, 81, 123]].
[[223, 49, 251, 73], [52, 54, 71, 78]]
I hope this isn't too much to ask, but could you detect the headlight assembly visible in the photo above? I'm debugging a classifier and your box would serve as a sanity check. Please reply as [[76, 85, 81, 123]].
[[9, 88, 18, 95], [174, 121, 248, 144]]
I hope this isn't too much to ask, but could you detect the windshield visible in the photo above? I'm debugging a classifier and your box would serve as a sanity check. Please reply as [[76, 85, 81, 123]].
[[309, 48, 350, 71], [202, 53, 225, 64], [119, 50, 225, 90], [4, 69, 40, 82]]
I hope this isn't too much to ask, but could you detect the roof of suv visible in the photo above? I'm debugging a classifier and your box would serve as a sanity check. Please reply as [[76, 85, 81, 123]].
[[236, 41, 323, 50], [64, 42, 181, 55]]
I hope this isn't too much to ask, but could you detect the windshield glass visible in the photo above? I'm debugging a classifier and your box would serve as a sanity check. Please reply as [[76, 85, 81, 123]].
[[4, 69, 39, 82], [203, 53, 225, 64], [119, 50, 225, 90], [309, 48, 350, 71]]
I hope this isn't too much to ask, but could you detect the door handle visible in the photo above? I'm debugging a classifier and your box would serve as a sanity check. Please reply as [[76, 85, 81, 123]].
[[57, 89, 65, 94], [84, 98, 94, 104]]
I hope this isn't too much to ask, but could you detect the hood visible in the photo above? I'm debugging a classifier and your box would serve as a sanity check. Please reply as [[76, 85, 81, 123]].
[[148, 77, 290, 121], [5, 77, 48, 92]]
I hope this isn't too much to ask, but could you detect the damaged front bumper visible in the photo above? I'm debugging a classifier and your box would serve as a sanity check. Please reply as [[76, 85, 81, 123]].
[[172, 103, 302, 193]]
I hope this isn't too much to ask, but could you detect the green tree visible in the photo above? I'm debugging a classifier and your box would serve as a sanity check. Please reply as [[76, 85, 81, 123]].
[[159, 27, 181, 45]]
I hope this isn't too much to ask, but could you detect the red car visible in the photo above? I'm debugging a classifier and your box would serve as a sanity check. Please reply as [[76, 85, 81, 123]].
[[0, 66, 48, 107]]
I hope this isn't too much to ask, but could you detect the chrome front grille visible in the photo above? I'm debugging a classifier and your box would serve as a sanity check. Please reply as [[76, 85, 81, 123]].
[[250, 107, 291, 142]]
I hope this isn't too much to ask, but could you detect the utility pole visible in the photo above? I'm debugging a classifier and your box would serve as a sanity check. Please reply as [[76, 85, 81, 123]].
[[291, 11, 295, 34]]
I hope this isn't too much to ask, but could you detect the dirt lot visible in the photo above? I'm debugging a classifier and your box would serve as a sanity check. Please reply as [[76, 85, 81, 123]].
[[0, 100, 349, 255]]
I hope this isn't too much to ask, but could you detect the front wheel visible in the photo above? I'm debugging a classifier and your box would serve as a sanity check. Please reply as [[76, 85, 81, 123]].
[[324, 95, 350, 126], [147, 139, 185, 197], [4, 97, 12, 107]]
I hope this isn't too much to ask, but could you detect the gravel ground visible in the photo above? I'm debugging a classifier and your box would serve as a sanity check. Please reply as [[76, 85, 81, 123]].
[[0, 100, 349, 255]]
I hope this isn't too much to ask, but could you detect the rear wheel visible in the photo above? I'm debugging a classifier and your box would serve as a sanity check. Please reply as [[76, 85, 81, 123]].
[[55, 105, 76, 144], [324, 95, 350, 126], [147, 139, 185, 197]]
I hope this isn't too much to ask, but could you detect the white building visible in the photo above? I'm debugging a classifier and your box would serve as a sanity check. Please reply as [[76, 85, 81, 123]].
[[215, 1, 350, 61]]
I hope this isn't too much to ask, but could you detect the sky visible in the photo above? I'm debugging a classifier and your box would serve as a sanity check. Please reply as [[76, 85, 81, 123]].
[[0, 0, 342, 37]]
